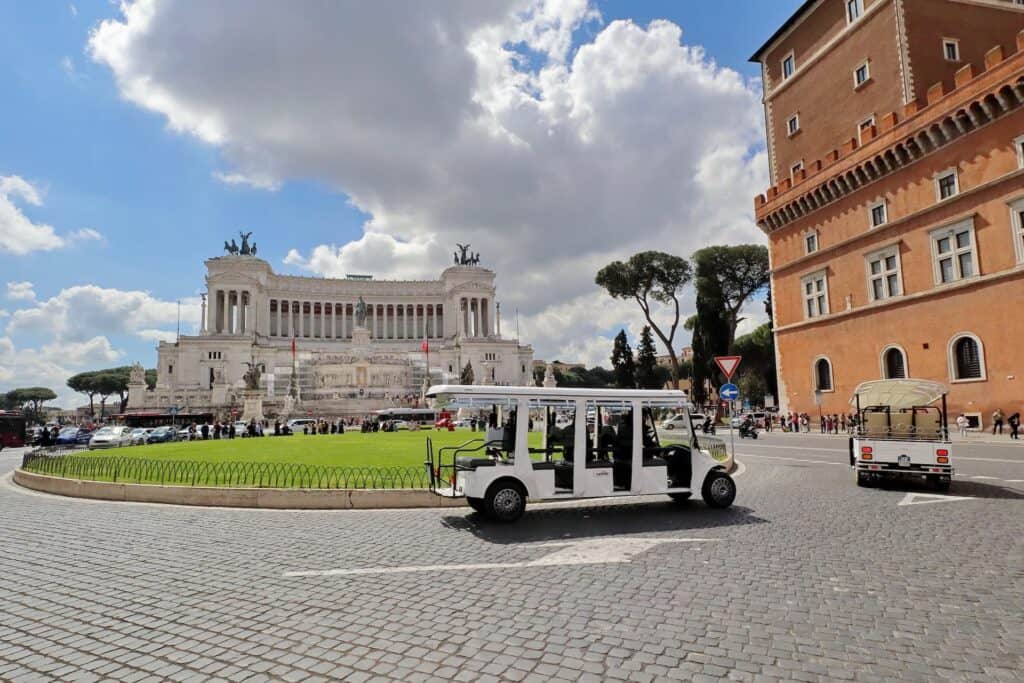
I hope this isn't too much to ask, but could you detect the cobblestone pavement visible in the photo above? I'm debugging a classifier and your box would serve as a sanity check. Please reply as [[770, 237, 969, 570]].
[[1, 441, 1022, 682]]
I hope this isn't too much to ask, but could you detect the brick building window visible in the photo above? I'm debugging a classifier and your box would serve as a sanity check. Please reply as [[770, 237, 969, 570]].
[[853, 62, 870, 88], [846, 0, 863, 23], [801, 270, 829, 318], [782, 53, 795, 80], [814, 357, 834, 392], [882, 346, 907, 379], [869, 200, 887, 228], [787, 113, 800, 136], [930, 220, 976, 284], [858, 116, 875, 144], [935, 169, 959, 201], [791, 160, 804, 179], [1015, 134, 1024, 168], [943, 39, 960, 62], [1010, 197, 1024, 263], [866, 246, 901, 301], [948, 334, 986, 382], [804, 230, 819, 254]]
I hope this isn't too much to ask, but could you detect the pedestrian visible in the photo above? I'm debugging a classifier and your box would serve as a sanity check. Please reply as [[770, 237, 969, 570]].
[[201, 423, 209, 440], [992, 408, 1004, 435], [956, 414, 968, 438], [840, 413, 847, 433], [229, 422, 236, 439], [1009, 412, 1020, 440]]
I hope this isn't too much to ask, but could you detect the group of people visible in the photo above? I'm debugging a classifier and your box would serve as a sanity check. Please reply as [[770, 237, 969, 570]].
[[991, 409, 1021, 440]]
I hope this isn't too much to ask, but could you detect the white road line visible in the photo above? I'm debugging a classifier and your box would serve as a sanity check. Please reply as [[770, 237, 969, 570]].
[[969, 475, 998, 480], [954, 456, 1024, 464], [741, 444, 847, 453], [284, 537, 720, 578], [737, 453, 843, 466], [898, 492, 974, 507]]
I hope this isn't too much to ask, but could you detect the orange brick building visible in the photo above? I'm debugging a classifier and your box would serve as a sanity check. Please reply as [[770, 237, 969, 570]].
[[752, 0, 1024, 428]]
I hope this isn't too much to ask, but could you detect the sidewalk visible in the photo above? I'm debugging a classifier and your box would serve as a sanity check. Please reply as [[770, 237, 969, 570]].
[[761, 429, 1022, 446]]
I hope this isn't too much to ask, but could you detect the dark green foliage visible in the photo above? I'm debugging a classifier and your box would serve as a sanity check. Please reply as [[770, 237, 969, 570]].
[[610, 330, 636, 388], [596, 251, 692, 387], [634, 327, 661, 389]]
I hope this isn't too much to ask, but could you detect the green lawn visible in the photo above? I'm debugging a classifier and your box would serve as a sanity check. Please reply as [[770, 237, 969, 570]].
[[88, 428, 539, 468]]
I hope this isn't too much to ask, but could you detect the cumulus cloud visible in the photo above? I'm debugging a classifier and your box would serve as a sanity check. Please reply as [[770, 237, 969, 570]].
[[0, 335, 122, 407], [89, 0, 768, 362], [6, 285, 200, 343], [6, 281, 36, 302], [0, 176, 104, 255]]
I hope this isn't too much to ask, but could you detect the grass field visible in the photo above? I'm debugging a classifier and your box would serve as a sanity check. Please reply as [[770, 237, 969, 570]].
[[80, 429, 542, 468]]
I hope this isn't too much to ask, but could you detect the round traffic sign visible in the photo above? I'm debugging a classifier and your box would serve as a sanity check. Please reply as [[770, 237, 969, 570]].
[[720, 383, 739, 401]]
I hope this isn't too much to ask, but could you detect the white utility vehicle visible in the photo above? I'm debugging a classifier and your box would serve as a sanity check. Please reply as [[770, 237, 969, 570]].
[[850, 379, 953, 491], [424, 385, 736, 522]]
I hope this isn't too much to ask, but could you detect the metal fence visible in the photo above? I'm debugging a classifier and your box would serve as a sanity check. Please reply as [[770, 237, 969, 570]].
[[21, 452, 430, 489]]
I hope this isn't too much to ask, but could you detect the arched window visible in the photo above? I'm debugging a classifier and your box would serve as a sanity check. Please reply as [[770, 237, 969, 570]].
[[883, 347, 906, 379], [952, 336, 983, 380], [814, 357, 833, 392]]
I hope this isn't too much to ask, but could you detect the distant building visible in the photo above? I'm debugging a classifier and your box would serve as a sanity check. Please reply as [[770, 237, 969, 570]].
[[130, 250, 533, 418], [752, 0, 1024, 427]]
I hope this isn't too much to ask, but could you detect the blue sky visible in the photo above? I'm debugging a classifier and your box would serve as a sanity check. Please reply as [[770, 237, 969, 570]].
[[0, 1, 802, 404]]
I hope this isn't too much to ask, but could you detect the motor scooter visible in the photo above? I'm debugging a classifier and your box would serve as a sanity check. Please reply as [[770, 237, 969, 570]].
[[701, 418, 716, 435], [739, 421, 759, 439]]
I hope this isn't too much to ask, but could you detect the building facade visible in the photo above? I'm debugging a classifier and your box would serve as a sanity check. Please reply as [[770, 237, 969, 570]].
[[752, 0, 1024, 427], [130, 248, 533, 418]]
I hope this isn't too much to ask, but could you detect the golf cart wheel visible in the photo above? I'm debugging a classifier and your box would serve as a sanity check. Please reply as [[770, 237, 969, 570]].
[[668, 492, 691, 504], [856, 471, 872, 487], [467, 497, 486, 514], [484, 480, 527, 522], [701, 471, 736, 509], [933, 476, 951, 493]]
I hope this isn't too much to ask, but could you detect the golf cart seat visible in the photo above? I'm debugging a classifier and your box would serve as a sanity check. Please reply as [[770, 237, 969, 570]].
[[455, 456, 496, 470]]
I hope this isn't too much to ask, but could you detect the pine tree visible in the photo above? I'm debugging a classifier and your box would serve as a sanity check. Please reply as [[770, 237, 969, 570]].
[[610, 329, 637, 388], [634, 326, 661, 389]]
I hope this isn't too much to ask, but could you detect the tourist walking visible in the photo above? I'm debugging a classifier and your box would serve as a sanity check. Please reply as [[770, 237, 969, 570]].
[[1009, 412, 1020, 440], [956, 414, 968, 438], [992, 409, 1004, 435]]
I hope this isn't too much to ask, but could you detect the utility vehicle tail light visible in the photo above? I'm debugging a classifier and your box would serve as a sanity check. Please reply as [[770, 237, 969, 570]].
[[860, 446, 873, 460], [937, 456, 949, 464], [936, 449, 949, 457]]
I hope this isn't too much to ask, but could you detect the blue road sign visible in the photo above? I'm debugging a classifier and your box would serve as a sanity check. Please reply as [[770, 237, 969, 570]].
[[720, 383, 739, 401]]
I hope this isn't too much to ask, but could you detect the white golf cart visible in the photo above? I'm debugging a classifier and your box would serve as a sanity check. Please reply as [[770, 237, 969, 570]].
[[424, 385, 736, 522], [850, 379, 954, 491]]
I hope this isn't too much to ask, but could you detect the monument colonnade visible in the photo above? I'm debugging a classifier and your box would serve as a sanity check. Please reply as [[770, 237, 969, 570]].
[[205, 289, 497, 341]]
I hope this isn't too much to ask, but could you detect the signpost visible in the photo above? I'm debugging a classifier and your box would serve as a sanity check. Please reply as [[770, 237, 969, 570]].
[[719, 383, 740, 459], [715, 357, 742, 459]]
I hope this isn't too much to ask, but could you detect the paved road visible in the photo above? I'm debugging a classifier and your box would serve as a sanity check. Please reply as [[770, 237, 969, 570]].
[[1, 438, 1022, 682]]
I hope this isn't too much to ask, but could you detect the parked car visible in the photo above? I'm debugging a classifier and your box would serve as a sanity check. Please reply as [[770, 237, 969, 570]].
[[127, 428, 151, 446], [55, 427, 93, 446], [146, 426, 177, 444], [661, 413, 706, 431], [286, 418, 316, 432], [89, 426, 133, 450]]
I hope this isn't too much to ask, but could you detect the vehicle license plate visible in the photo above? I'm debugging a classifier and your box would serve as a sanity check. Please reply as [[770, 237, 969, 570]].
[[898, 454, 911, 467]]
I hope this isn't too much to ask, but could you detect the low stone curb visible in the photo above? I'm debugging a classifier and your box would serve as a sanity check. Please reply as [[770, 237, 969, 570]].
[[13, 469, 466, 509]]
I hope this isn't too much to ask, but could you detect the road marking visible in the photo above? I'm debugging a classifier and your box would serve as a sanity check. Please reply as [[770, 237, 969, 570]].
[[283, 537, 719, 577], [741, 444, 847, 453], [954, 456, 1024, 464], [898, 492, 974, 507], [968, 475, 998, 480], [737, 453, 843, 466]]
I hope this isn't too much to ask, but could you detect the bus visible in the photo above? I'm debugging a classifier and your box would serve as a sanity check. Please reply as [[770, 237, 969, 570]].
[[0, 411, 27, 450], [374, 408, 438, 429]]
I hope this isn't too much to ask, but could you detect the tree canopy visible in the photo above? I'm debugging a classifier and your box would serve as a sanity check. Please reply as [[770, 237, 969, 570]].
[[691, 245, 770, 351], [610, 330, 636, 389], [4, 387, 57, 422], [66, 366, 155, 417], [595, 251, 691, 388]]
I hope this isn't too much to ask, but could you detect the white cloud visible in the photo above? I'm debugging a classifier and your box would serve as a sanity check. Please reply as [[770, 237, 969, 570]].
[[89, 0, 768, 363], [69, 4, 78, 18], [6, 285, 201, 343], [69, 227, 104, 243], [0, 335, 122, 408], [0, 175, 104, 255], [6, 281, 36, 302], [135, 328, 178, 343]]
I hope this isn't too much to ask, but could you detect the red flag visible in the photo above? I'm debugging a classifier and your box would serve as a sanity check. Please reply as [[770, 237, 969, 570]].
[[421, 337, 429, 354], [291, 337, 296, 357]]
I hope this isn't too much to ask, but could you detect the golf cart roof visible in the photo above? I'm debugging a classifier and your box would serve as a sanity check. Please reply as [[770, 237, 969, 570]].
[[426, 385, 690, 408], [850, 379, 948, 409]]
